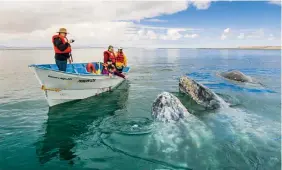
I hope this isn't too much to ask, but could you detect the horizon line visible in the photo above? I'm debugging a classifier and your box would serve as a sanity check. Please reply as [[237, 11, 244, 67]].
[[0, 46, 281, 50]]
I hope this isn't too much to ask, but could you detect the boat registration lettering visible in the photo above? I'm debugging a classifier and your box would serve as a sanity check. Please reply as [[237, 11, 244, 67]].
[[48, 75, 72, 80], [78, 79, 96, 83]]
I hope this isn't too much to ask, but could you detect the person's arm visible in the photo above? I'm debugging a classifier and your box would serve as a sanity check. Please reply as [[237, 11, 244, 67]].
[[53, 37, 70, 52], [124, 54, 127, 66], [112, 64, 117, 72], [103, 52, 109, 63]]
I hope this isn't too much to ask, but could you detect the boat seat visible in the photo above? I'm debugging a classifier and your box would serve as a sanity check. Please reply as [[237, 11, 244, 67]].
[[66, 65, 74, 73], [74, 67, 89, 74], [72, 63, 85, 68], [122, 67, 130, 73], [50, 64, 59, 70], [89, 62, 103, 74], [39, 64, 51, 69], [99, 63, 104, 74], [97, 62, 104, 71], [72, 64, 88, 74], [99, 62, 104, 71], [94, 62, 99, 70]]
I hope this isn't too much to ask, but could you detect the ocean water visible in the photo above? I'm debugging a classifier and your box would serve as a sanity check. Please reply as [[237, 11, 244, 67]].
[[0, 48, 281, 170]]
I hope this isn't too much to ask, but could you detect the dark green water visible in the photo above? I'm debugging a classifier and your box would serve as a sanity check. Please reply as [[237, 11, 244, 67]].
[[0, 48, 281, 170]]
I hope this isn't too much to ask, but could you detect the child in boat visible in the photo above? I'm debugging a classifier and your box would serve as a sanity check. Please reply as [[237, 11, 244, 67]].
[[102, 60, 126, 79], [102, 63, 110, 75], [102, 60, 113, 75]]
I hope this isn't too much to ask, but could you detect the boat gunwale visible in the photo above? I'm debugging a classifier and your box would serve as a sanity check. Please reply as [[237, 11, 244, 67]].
[[28, 64, 130, 78]]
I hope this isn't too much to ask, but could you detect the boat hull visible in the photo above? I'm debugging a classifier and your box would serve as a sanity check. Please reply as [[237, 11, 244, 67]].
[[29, 66, 125, 107]]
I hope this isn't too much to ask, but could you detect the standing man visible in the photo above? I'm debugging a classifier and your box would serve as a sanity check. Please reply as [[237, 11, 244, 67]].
[[115, 47, 127, 73], [52, 28, 74, 71], [103, 45, 116, 65]]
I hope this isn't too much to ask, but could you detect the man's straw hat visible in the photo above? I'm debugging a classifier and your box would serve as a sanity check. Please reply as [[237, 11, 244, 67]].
[[57, 28, 69, 34]]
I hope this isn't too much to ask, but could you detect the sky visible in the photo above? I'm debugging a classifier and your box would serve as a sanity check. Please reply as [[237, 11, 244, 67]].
[[0, 0, 281, 48]]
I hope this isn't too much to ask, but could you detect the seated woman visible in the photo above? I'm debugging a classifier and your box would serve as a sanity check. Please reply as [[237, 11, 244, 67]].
[[115, 47, 127, 73], [102, 60, 126, 79]]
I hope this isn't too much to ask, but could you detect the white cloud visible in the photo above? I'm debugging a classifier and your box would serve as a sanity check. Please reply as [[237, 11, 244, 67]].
[[224, 28, 230, 33], [221, 34, 227, 40], [246, 28, 264, 38], [0, 0, 214, 47], [134, 25, 203, 31], [132, 27, 201, 42], [268, 0, 281, 5], [160, 28, 185, 40], [143, 19, 168, 23], [147, 30, 158, 40], [0, 1, 190, 33], [268, 34, 275, 40], [236, 29, 276, 41], [237, 33, 245, 39], [184, 34, 199, 38], [135, 29, 158, 40], [221, 27, 231, 40], [190, 0, 212, 10], [0, 21, 140, 47], [0, 0, 279, 48]]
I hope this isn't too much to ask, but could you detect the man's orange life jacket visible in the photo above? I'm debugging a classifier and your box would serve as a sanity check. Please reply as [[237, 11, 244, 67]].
[[52, 35, 72, 54]]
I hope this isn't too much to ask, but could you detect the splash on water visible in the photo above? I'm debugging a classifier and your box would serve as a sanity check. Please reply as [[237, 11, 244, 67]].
[[98, 115, 154, 135]]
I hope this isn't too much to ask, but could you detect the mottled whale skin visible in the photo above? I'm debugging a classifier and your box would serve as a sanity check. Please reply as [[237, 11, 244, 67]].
[[219, 70, 252, 83], [152, 92, 190, 122], [179, 76, 221, 110]]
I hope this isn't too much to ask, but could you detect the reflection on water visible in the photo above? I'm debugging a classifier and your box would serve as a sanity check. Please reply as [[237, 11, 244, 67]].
[[35, 81, 129, 165]]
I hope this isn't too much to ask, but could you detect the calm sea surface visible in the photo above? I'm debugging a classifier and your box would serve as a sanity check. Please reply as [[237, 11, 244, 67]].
[[0, 48, 281, 170]]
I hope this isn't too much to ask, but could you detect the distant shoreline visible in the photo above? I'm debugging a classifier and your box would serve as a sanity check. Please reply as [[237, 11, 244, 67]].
[[229, 46, 281, 50], [0, 46, 281, 50]]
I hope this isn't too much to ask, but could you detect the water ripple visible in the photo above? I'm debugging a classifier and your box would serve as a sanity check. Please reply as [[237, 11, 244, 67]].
[[98, 116, 154, 135]]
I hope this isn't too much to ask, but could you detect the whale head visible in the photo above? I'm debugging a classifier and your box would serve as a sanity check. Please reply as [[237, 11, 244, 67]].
[[152, 92, 190, 123], [179, 76, 221, 110]]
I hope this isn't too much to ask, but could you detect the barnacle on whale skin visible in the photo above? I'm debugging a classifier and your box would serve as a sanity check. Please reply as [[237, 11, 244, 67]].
[[179, 76, 221, 110]]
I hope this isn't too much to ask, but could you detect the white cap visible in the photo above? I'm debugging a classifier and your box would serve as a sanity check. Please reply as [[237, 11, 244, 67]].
[[118, 47, 123, 50]]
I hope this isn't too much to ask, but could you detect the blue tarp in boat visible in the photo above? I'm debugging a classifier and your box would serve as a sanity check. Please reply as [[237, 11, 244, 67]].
[[30, 62, 130, 75]]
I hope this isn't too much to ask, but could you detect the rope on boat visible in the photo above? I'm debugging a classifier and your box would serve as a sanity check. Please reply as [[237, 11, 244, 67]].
[[41, 85, 61, 92], [40, 85, 112, 93]]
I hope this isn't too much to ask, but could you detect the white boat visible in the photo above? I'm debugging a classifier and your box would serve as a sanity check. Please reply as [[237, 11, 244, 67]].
[[29, 62, 130, 107]]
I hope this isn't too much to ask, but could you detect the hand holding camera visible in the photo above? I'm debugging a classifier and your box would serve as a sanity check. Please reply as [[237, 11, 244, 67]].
[[68, 39, 75, 43]]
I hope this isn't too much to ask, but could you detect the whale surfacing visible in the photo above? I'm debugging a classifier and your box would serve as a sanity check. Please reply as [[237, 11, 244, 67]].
[[220, 70, 251, 83], [179, 76, 221, 110], [152, 92, 190, 122]]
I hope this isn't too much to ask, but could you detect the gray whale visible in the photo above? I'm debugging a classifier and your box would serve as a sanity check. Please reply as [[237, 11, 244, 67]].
[[152, 92, 190, 122], [219, 70, 252, 83], [179, 76, 222, 110]]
